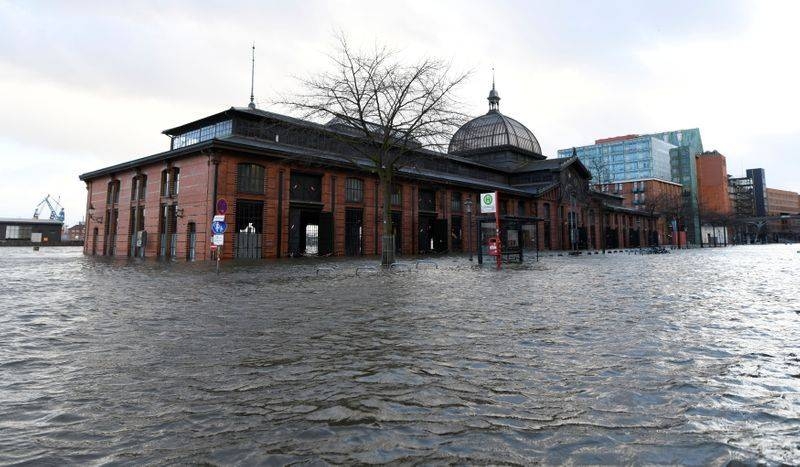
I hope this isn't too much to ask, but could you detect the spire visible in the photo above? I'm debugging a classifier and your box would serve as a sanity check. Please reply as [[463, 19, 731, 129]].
[[248, 42, 256, 109], [487, 67, 500, 112]]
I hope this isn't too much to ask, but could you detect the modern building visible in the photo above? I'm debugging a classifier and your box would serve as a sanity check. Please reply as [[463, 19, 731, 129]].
[[80, 86, 665, 260], [0, 218, 63, 246], [696, 150, 733, 246], [746, 168, 768, 217], [766, 188, 800, 242], [728, 172, 763, 243], [648, 129, 704, 245], [558, 135, 674, 185]]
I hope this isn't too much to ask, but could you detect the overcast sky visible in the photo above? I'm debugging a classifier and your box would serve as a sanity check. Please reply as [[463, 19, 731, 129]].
[[1, 0, 799, 226]]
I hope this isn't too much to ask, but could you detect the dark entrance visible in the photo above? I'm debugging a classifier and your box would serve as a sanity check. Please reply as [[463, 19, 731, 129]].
[[345, 208, 363, 256], [605, 227, 619, 249], [235, 199, 263, 259], [289, 206, 330, 257], [186, 222, 196, 260], [450, 216, 462, 251], [391, 211, 402, 254], [418, 214, 435, 253]]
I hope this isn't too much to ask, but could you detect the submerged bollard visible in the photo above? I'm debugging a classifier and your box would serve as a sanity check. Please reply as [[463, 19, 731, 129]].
[[415, 260, 438, 269], [355, 266, 377, 276], [315, 266, 336, 276]]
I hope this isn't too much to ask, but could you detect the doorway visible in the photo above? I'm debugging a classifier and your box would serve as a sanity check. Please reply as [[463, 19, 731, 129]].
[[235, 199, 263, 259]]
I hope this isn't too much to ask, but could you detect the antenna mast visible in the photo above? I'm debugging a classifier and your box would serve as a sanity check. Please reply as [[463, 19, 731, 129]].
[[248, 43, 256, 109]]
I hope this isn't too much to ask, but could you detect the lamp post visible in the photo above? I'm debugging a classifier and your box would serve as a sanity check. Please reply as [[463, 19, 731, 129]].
[[464, 197, 474, 261]]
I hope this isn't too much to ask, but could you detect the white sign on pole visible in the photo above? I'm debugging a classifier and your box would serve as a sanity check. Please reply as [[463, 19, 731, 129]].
[[31, 233, 42, 243], [212, 234, 224, 246], [212, 215, 225, 222], [480, 192, 496, 213]]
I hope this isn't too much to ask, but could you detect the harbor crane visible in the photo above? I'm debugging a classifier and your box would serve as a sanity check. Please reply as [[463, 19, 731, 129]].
[[33, 195, 65, 222]]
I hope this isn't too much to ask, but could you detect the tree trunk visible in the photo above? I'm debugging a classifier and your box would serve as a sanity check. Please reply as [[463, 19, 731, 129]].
[[379, 168, 395, 266]]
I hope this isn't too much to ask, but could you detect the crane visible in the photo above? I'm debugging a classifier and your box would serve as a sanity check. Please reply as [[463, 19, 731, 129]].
[[33, 195, 65, 222]]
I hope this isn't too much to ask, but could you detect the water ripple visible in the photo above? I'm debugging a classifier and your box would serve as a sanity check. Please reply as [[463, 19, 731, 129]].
[[0, 245, 798, 464]]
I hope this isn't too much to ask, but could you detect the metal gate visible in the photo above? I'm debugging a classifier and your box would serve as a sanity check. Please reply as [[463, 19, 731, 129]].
[[345, 208, 363, 256], [235, 200, 264, 259]]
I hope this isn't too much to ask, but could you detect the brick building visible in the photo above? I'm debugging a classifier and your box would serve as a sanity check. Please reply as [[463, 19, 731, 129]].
[[79, 88, 664, 260], [766, 188, 800, 242], [696, 150, 733, 246]]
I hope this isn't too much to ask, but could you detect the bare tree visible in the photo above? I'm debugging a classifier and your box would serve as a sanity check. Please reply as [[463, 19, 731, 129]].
[[643, 190, 690, 245], [281, 35, 470, 265]]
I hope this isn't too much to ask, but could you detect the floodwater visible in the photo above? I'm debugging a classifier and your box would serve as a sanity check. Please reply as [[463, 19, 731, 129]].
[[1, 246, 799, 465]]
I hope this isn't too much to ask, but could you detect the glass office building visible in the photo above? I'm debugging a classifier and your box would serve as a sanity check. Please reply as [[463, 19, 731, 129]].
[[557, 136, 674, 184]]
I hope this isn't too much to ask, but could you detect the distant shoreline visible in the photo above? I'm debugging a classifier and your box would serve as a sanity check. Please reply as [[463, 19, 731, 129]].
[[0, 240, 83, 247]]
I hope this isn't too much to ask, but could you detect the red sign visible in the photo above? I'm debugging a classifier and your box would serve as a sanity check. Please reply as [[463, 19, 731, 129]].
[[487, 237, 500, 256], [216, 198, 228, 215], [210, 244, 218, 251]]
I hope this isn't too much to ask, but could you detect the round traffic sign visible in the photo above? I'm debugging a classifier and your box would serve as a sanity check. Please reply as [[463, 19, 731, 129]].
[[216, 198, 228, 215], [211, 220, 227, 235]]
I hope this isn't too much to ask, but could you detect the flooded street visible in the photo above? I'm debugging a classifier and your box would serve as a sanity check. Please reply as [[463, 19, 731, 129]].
[[1, 246, 799, 465]]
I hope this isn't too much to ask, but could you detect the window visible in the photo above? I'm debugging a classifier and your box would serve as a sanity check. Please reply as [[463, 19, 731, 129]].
[[290, 172, 322, 202], [391, 184, 402, 207], [107, 180, 120, 204], [171, 120, 232, 150], [345, 178, 364, 203], [451, 192, 462, 212], [237, 163, 265, 194], [543, 203, 551, 220], [6, 225, 19, 239], [518, 200, 526, 216], [161, 167, 180, 197], [418, 189, 436, 212], [131, 175, 147, 201]]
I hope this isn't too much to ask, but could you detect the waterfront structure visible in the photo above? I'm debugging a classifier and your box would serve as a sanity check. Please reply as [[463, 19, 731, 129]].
[[558, 135, 673, 185], [746, 168, 768, 217], [766, 188, 800, 242], [79, 87, 664, 260], [0, 218, 63, 245], [560, 128, 705, 245], [696, 150, 733, 246], [728, 170, 766, 243], [648, 129, 704, 245], [63, 222, 86, 242]]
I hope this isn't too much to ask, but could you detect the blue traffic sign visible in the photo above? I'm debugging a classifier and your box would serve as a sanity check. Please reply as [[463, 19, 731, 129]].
[[211, 220, 227, 235]]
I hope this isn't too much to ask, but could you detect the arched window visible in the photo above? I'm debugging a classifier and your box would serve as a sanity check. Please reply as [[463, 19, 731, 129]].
[[237, 163, 265, 194], [131, 174, 147, 201], [107, 180, 120, 204]]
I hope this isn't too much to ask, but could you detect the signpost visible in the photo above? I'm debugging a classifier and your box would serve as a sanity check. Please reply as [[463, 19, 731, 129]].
[[480, 192, 502, 270], [211, 213, 227, 274]]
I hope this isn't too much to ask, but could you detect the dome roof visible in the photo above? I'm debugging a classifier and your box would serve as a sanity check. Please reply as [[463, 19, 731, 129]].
[[448, 85, 542, 156]]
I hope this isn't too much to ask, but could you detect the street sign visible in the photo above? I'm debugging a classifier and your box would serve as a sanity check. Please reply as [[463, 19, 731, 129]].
[[210, 244, 218, 251], [211, 220, 227, 235], [212, 234, 224, 245], [213, 215, 225, 222], [480, 192, 496, 213], [216, 198, 228, 215]]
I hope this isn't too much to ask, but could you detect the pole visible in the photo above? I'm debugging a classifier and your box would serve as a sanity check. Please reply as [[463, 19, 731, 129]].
[[468, 207, 473, 261], [494, 191, 502, 270]]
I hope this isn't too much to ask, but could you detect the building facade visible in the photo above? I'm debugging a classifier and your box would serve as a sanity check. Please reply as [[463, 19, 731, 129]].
[[80, 88, 664, 260], [0, 218, 63, 245], [766, 188, 800, 242], [558, 135, 674, 184], [746, 168, 768, 217], [696, 151, 733, 246]]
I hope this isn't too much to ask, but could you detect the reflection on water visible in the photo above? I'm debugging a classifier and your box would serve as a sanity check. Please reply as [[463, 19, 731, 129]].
[[0, 246, 798, 464]]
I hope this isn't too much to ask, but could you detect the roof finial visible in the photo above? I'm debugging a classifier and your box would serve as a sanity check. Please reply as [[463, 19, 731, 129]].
[[487, 66, 500, 113], [248, 42, 256, 109]]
